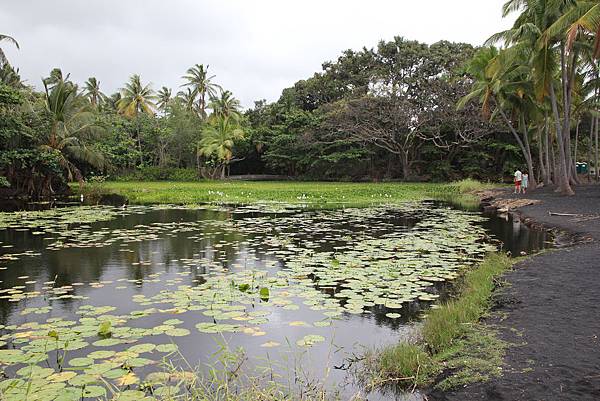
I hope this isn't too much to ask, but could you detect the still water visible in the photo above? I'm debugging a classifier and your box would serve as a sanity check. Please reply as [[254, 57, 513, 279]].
[[0, 202, 550, 400]]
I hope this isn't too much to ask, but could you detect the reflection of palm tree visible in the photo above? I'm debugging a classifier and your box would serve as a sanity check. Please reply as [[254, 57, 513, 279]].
[[0, 34, 19, 66], [181, 64, 221, 119], [117, 74, 156, 165]]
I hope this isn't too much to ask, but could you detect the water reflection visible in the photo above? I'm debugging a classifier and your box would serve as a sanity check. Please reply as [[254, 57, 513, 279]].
[[0, 204, 551, 400]]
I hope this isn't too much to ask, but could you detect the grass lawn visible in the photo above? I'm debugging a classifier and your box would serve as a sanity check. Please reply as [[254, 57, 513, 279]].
[[76, 179, 493, 206]]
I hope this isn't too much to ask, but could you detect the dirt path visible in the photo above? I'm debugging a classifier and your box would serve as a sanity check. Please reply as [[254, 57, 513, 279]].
[[430, 184, 600, 401]]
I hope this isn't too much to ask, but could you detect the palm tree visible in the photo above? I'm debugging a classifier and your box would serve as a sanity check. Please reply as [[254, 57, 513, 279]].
[[41, 77, 106, 189], [197, 115, 244, 178], [176, 88, 196, 114], [0, 63, 22, 87], [117, 74, 156, 117], [83, 77, 106, 108], [209, 90, 242, 120], [459, 46, 539, 190], [157, 86, 172, 112], [117, 74, 156, 165], [181, 64, 221, 119], [483, 0, 577, 194], [0, 34, 19, 66]]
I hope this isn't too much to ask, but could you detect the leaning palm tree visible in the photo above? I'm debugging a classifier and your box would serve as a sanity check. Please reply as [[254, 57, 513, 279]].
[[181, 64, 221, 119], [208, 90, 242, 121], [117, 74, 156, 165], [157, 86, 172, 113], [83, 77, 106, 108], [197, 115, 244, 178], [0, 34, 19, 66], [41, 77, 106, 189]]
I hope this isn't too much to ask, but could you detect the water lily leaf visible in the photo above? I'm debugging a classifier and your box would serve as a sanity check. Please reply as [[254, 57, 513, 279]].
[[260, 341, 280, 348], [48, 371, 77, 383], [68, 357, 93, 367], [297, 334, 326, 347], [117, 372, 139, 386]]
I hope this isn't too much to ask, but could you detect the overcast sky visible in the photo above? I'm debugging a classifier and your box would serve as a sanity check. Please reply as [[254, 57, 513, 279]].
[[1, 0, 515, 108]]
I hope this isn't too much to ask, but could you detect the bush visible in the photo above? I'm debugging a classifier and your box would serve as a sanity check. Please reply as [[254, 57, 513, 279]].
[[114, 167, 200, 182]]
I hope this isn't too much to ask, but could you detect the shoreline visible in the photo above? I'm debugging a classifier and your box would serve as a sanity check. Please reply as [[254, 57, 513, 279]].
[[430, 184, 600, 400]]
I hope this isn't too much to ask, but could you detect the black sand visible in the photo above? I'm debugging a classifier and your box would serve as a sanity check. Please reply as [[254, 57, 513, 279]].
[[430, 184, 600, 401]]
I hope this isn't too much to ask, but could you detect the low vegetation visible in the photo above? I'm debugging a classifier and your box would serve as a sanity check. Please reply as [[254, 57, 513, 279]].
[[360, 253, 514, 391], [76, 179, 494, 206]]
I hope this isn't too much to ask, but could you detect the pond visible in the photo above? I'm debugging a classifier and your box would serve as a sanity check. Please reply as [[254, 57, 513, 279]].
[[0, 201, 551, 400]]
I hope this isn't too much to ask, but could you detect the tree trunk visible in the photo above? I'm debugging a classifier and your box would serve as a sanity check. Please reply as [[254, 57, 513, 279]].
[[538, 127, 547, 186], [498, 109, 537, 189], [400, 151, 411, 181], [543, 118, 553, 185], [549, 84, 574, 195], [594, 113, 600, 181], [588, 116, 594, 182]]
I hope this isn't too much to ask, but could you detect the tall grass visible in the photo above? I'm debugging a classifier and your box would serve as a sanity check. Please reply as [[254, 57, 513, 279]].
[[360, 253, 513, 390]]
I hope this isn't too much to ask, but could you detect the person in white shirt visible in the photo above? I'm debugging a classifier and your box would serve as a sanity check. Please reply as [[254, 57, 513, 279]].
[[514, 169, 523, 194], [522, 172, 529, 194]]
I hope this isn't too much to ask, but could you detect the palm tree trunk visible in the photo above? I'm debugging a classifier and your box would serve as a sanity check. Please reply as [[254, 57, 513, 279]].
[[594, 117, 600, 181], [538, 127, 547, 186], [136, 120, 144, 166], [588, 116, 594, 182], [498, 109, 536, 189], [549, 83, 574, 195], [543, 117, 552, 185], [573, 119, 580, 182]]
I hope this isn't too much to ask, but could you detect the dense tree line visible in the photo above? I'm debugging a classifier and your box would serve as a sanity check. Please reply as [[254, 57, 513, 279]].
[[3, 0, 599, 198], [240, 38, 517, 181]]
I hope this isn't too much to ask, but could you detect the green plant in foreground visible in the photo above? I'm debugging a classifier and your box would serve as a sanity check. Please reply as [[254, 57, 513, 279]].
[[360, 253, 513, 391]]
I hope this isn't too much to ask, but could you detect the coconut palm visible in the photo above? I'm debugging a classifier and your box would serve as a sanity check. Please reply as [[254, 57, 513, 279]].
[[209, 90, 242, 121], [181, 64, 221, 119], [41, 77, 106, 187], [482, 0, 578, 194], [157, 86, 172, 112], [117, 74, 156, 165], [117, 74, 156, 117], [0, 63, 22, 87], [197, 115, 244, 178], [176, 88, 196, 114], [83, 77, 106, 108], [0, 34, 19, 66]]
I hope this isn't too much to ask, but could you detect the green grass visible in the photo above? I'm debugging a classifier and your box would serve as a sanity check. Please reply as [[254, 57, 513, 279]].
[[76, 179, 494, 206], [361, 253, 514, 392]]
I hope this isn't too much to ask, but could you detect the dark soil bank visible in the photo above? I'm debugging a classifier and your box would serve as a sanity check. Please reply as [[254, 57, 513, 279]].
[[430, 184, 600, 401]]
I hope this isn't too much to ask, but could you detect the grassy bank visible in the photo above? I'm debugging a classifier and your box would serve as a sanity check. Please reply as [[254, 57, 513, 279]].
[[361, 253, 514, 391], [76, 179, 493, 206]]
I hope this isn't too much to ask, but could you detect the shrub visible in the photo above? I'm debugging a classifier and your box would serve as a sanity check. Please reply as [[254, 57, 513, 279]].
[[114, 167, 200, 182]]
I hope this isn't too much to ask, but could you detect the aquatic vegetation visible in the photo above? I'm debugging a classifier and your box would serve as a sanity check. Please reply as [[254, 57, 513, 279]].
[[0, 202, 497, 399], [75, 180, 491, 206]]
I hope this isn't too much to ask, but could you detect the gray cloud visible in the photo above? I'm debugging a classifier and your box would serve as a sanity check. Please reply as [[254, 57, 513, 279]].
[[1, 0, 514, 108]]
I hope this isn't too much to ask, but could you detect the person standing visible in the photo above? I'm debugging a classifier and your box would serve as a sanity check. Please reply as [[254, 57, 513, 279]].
[[522, 172, 529, 194], [514, 168, 523, 194]]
